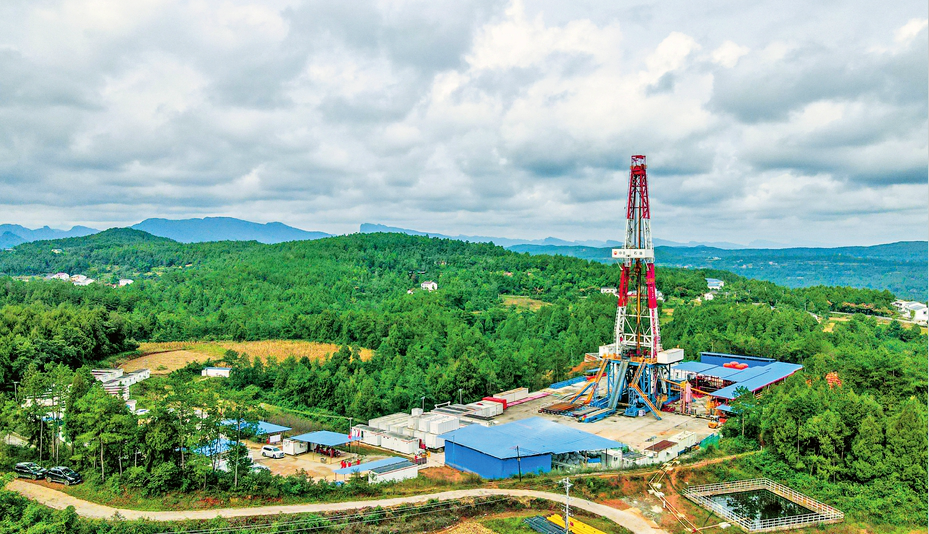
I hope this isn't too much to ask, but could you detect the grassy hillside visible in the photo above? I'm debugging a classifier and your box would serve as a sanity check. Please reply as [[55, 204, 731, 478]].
[[508, 241, 928, 300]]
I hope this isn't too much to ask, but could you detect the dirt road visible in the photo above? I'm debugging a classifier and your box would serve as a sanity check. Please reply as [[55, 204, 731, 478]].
[[9, 480, 668, 534]]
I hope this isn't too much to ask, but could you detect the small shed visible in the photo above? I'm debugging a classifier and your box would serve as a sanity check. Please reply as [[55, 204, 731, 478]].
[[368, 459, 419, 483], [644, 440, 679, 462], [202, 367, 232, 378]]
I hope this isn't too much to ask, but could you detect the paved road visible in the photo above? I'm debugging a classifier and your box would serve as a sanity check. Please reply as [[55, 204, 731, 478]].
[[9, 480, 668, 534]]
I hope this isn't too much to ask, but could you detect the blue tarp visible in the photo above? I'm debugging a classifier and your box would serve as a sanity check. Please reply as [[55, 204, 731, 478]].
[[549, 376, 587, 389], [195, 438, 238, 457], [333, 457, 406, 475], [671, 361, 717, 374], [290, 430, 356, 446], [440, 416, 623, 460], [222, 420, 292, 435]]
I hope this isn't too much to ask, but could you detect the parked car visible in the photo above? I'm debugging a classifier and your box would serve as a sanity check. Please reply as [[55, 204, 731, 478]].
[[45, 466, 82, 486], [260, 445, 284, 459], [13, 462, 47, 480]]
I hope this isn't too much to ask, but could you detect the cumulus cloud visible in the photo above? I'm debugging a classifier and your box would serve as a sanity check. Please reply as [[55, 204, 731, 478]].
[[0, 0, 925, 246]]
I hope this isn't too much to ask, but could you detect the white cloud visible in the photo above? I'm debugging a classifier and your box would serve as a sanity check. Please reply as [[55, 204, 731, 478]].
[[0, 0, 924, 246]]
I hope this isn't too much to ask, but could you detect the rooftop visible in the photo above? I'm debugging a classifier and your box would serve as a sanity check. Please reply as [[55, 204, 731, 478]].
[[645, 440, 677, 453], [440, 416, 623, 459]]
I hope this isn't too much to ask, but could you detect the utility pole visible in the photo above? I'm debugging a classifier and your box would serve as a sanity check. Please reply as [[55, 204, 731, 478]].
[[458, 389, 463, 405], [516, 446, 522, 481], [560, 477, 572, 534], [348, 417, 353, 457], [421, 396, 426, 411]]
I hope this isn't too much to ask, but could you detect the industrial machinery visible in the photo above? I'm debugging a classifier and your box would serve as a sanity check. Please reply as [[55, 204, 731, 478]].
[[570, 155, 674, 420]]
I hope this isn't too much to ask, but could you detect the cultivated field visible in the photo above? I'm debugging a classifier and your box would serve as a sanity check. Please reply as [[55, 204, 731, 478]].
[[124, 340, 374, 374]]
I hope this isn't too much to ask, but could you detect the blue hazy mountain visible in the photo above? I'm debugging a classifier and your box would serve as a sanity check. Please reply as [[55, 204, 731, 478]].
[[131, 217, 330, 244], [361, 223, 626, 248], [0, 224, 99, 244], [508, 241, 928, 300], [0, 232, 27, 249], [360, 223, 759, 249]]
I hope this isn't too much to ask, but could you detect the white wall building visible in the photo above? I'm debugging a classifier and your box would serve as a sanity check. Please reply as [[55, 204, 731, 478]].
[[420, 280, 437, 291], [202, 367, 232, 378]]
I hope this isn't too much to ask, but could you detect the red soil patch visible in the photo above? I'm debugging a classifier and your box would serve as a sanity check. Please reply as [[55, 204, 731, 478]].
[[420, 466, 469, 483]]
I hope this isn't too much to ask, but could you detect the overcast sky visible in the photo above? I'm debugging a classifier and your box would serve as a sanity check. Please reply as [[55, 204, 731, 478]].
[[0, 0, 926, 246]]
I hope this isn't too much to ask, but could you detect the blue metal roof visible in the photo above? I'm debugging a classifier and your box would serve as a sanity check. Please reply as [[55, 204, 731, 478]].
[[672, 361, 718, 374], [333, 456, 406, 475], [700, 352, 774, 368], [440, 416, 622, 459], [290, 430, 356, 446], [222, 420, 292, 435], [699, 366, 745, 380], [712, 362, 803, 399]]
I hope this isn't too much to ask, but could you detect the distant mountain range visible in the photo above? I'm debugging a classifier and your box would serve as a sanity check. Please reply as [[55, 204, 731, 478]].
[[359, 223, 811, 249], [0, 224, 97, 249], [1, 218, 331, 246], [509, 241, 929, 300], [130, 217, 330, 244]]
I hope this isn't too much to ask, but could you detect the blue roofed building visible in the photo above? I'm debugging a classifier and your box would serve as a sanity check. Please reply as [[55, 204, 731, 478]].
[[670, 352, 803, 402], [440, 417, 623, 479]]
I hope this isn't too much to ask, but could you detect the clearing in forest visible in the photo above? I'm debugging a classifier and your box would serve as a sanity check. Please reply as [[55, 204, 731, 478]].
[[501, 295, 549, 311], [125, 340, 374, 374]]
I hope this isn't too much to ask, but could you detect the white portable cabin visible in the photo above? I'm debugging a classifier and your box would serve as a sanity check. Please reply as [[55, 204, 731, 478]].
[[368, 461, 420, 483], [657, 348, 684, 365], [283, 439, 309, 456], [202, 367, 232, 378], [379, 432, 420, 455], [496, 387, 529, 404]]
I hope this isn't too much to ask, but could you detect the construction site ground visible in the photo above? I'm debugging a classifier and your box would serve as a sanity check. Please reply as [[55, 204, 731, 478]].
[[495, 391, 714, 452], [245, 441, 445, 480]]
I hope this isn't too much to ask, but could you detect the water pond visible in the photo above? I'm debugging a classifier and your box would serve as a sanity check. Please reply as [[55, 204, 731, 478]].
[[709, 490, 814, 521]]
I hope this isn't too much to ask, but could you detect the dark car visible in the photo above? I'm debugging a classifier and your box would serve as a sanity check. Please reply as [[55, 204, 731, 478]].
[[45, 466, 82, 486], [13, 462, 47, 480]]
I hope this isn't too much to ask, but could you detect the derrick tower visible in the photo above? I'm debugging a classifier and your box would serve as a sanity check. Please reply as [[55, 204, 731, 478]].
[[569, 155, 673, 421]]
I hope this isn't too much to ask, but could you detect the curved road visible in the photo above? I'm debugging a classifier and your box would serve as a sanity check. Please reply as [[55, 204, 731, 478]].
[[9, 480, 668, 534]]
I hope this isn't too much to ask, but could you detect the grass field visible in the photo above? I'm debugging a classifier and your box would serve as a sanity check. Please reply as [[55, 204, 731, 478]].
[[502, 295, 550, 311], [124, 340, 374, 374]]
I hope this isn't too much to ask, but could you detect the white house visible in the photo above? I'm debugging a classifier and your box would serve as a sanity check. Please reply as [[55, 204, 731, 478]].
[[644, 440, 680, 462], [46, 272, 70, 281], [703, 292, 715, 301], [420, 281, 437, 291], [202, 367, 232, 378], [706, 278, 725, 290], [915, 308, 928, 325], [600, 287, 618, 295], [118, 279, 134, 287]]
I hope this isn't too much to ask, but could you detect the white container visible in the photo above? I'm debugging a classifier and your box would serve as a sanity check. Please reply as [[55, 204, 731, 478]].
[[657, 348, 684, 365], [411, 408, 423, 417], [283, 439, 308, 456]]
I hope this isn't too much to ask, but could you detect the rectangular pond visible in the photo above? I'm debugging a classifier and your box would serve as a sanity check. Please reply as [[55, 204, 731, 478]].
[[709, 489, 814, 521]]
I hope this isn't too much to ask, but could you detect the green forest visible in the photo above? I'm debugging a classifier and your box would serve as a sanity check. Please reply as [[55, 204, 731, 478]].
[[0, 229, 925, 532]]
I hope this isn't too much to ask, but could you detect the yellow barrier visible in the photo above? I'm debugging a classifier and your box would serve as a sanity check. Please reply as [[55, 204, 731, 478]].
[[546, 514, 608, 534]]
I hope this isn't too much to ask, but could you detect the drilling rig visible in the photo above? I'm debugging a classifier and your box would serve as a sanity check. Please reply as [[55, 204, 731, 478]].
[[570, 155, 675, 420]]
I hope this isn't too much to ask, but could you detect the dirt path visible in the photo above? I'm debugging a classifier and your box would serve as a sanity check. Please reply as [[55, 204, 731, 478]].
[[9, 480, 668, 534]]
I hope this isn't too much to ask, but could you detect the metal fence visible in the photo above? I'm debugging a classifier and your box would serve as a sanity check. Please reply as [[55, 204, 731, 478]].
[[683, 478, 844, 532]]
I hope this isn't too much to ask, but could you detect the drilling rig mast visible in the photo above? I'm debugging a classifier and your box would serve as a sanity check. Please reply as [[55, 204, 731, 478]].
[[569, 155, 673, 420]]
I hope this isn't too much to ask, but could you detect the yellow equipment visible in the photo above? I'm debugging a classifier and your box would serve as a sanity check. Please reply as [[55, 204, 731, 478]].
[[546, 514, 608, 534]]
